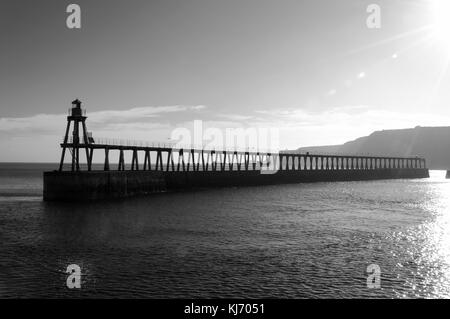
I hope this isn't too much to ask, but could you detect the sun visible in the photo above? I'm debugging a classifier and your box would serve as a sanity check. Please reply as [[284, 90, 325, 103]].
[[432, 0, 450, 49]]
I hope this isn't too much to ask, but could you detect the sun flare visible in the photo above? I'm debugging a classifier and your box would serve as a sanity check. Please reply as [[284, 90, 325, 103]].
[[432, 0, 450, 49]]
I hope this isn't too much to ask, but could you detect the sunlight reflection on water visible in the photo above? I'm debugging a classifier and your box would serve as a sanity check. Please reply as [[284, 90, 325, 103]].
[[390, 170, 450, 298], [3, 166, 450, 298]]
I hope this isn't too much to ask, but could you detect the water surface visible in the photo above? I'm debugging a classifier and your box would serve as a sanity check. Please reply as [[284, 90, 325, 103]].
[[1, 163, 449, 298]]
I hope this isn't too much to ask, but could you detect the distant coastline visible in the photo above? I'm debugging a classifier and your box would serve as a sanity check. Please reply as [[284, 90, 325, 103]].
[[293, 126, 450, 170]]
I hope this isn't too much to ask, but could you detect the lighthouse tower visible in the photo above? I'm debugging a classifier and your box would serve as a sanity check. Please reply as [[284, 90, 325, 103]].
[[59, 99, 92, 171]]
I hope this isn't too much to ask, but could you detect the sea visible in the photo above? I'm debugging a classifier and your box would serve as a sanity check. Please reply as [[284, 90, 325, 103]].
[[1, 162, 450, 298]]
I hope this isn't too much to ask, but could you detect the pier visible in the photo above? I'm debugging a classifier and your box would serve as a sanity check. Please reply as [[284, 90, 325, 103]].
[[43, 100, 429, 201]]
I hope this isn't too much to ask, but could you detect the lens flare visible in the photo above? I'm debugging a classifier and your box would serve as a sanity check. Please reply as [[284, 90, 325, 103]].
[[432, 0, 450, 49]]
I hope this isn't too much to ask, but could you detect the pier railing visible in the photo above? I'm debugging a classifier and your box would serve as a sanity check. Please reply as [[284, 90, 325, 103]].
[[60, 136, 427, 173], [63, 136, 280, 153]]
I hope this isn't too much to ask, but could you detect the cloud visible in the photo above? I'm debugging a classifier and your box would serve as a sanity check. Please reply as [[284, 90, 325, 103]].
[[2, 103, 450, 161], [215, 114, 255, 121], [250, 105, 450, 149], [0, 105, 207, 136], [0, 113, 66, 135], [254, 105, 448, 127], [88, 105, 206, 125]]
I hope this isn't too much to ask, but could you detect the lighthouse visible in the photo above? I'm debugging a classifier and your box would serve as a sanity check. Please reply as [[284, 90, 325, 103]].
[[59, 99, 92, 171]]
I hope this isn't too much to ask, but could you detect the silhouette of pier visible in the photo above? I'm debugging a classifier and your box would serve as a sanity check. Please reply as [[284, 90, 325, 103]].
[[59, 100, 426, 174], [43, 100, 429, 201]]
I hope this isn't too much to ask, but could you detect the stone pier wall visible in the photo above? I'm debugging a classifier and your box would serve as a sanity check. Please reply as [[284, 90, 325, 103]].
[[43, 168, 429, 201]]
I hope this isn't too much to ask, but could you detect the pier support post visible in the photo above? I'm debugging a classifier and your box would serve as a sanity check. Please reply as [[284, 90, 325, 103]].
[[118, 149, 125, 171], [155, 150, 163, 171], [207, 150, 212, 171], [132, 149, 139, 171], [201, 150, 206, 171], [216, 152, 221, 171], [59, 121, 71, 171], [237, 153, 243, 171], [87, 148, 93, 171], [82, 121, 90, 171], [190, 149, 196, 171], [176, 150, 182, 171], [244, 152, 250, 170], [219, 152, 225, 171], [143, 150, 150, 171], [104, 148, 110, 171]]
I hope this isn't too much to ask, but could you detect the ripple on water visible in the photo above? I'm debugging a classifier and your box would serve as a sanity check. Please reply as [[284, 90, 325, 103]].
[[1, 166, 450, 298]]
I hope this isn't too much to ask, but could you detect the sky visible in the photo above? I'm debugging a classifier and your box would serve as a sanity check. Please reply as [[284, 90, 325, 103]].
[[2, 0, 450, 162]]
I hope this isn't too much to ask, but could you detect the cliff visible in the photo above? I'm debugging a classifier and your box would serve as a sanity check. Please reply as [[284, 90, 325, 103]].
[[296, 126, 450, 169]]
